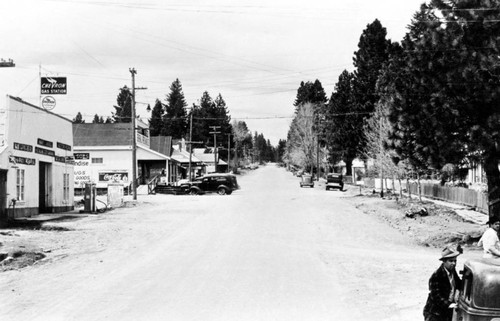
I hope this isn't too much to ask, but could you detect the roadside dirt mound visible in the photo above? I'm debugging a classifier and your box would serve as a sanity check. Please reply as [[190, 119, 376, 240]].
[[345, 191, 485, 251]]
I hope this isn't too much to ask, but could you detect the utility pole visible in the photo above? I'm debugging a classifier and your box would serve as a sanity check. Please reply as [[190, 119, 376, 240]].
[[226, 134, 231, 173], [129, 68, 147, 201], [186, 112, 202, 181], [379, 115, 384, 198], [316, 134, 320, 181], [130, 68, 137, 201], [209, 126, 221, 173]]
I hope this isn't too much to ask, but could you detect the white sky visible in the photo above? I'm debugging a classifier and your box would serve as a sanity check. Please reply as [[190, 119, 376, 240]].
[[0, 0, 425, 145]]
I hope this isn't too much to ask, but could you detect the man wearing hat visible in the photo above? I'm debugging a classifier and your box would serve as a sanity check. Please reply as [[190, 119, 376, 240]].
[[423, 246, 462, 321], [478, 216, 500, 258]]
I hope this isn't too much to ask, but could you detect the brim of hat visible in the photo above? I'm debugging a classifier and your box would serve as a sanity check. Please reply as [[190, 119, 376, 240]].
[[440, 253, 460, 260]]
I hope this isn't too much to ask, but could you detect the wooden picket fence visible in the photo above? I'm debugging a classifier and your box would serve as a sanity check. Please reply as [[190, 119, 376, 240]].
[[358, 178, 488, 213]]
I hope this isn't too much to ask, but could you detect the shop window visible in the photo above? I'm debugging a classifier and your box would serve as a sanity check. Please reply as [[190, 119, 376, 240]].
[[63, 173, 70, 201], [16, 168, 25, 201], [92, 157, 103, 164]]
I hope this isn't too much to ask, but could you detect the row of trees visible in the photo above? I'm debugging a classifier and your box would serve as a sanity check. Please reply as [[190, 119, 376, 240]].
[[286, 0, 500, 217], [72, 79, 279, 168]]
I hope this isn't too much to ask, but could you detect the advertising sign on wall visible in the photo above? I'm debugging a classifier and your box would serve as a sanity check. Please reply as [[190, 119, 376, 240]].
[[74, 153, 90, 160], [74, 166, 91, 188], [99, 172, 129, 183]]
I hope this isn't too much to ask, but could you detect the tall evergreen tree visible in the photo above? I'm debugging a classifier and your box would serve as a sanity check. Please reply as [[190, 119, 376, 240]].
[[276, 139, 287, 163], [92, 114, 104, 123], [73, 112, 85, 124], [190, 91, 233, 150], [190, 91, 214, 145], [113, 86, 132, 123], [352, 19, 391, 156], [163, 79, 188, 139], [213, 94, 233, 161], [149, 99, 165, 137], [293, 79, 328, 109], [323, 70, 357, 175]]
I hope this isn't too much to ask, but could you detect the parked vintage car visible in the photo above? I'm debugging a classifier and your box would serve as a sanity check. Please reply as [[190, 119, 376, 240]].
[[300, 174, 314, 188], [187, 173, 240, 195], [325, 173, 344, 191], [454, 258, 500, 320]]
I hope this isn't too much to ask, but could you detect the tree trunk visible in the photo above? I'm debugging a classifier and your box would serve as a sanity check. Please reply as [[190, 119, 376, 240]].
[[417, 172, 422, 202], [345, 156, 354, 176], [407, 177, 412, 200], [485, 150, 500, 220], [398, 177, 403, 201]]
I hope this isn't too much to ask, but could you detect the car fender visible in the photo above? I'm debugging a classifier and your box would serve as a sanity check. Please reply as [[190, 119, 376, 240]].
[[189, 186, 203, 193], [217, 184, 231, 192]]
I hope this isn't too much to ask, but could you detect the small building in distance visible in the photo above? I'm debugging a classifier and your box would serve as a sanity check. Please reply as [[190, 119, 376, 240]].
[[73, 120, 176, 195]]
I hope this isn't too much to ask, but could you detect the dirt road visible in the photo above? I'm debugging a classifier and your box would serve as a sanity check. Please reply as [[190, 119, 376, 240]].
[[0, 164, 483, 320]]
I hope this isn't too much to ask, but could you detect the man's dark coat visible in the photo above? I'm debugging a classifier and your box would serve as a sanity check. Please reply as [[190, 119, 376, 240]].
[[423, 264, 462, 320]]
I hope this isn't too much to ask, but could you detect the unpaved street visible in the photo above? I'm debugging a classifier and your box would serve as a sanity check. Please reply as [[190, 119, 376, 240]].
[[1, 164, 479, 320]]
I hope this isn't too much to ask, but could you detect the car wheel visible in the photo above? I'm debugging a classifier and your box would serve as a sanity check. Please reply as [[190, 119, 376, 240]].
[[189, 189, 198, 195], [217, 187, 227, 195]]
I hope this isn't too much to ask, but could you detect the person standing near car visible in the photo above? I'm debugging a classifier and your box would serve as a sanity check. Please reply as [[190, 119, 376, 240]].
[[423, 245, 462, 321], [478, 217, 500, 258]]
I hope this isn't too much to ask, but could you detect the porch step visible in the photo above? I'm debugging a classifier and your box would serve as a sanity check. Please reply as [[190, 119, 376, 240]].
[[137, 184, 149, 195]]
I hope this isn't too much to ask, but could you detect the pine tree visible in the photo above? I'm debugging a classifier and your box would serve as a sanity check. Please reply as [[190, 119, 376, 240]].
[[191, 91, 214, 145], [163, 79, 188, 139], [352, 19, 391, 155], [92, 114, 104, 123], [73, 112, 85, 124], [323, 70, 357, 175], [113, 86, 132, 123], [149, 99, 165, 136], [293, 79, 328, 108]]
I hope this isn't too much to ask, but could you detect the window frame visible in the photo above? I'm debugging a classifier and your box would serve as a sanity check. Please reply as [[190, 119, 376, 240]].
[[16, 168, 25, 201]]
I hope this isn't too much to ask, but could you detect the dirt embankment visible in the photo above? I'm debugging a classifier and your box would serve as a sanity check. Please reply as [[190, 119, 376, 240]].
[[0, 186, 486, 272], [343, 189, 485, 250]]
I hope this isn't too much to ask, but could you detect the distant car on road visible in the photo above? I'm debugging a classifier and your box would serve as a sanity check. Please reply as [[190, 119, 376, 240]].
[[325, 173, 343, 191], [188, 173, 240, 195], [300, 174, 314, 188]]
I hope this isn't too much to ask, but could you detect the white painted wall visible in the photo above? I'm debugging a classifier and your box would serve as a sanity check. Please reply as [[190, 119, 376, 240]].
[[73, 148, 132, 188], [2, 96, 74, 211]]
